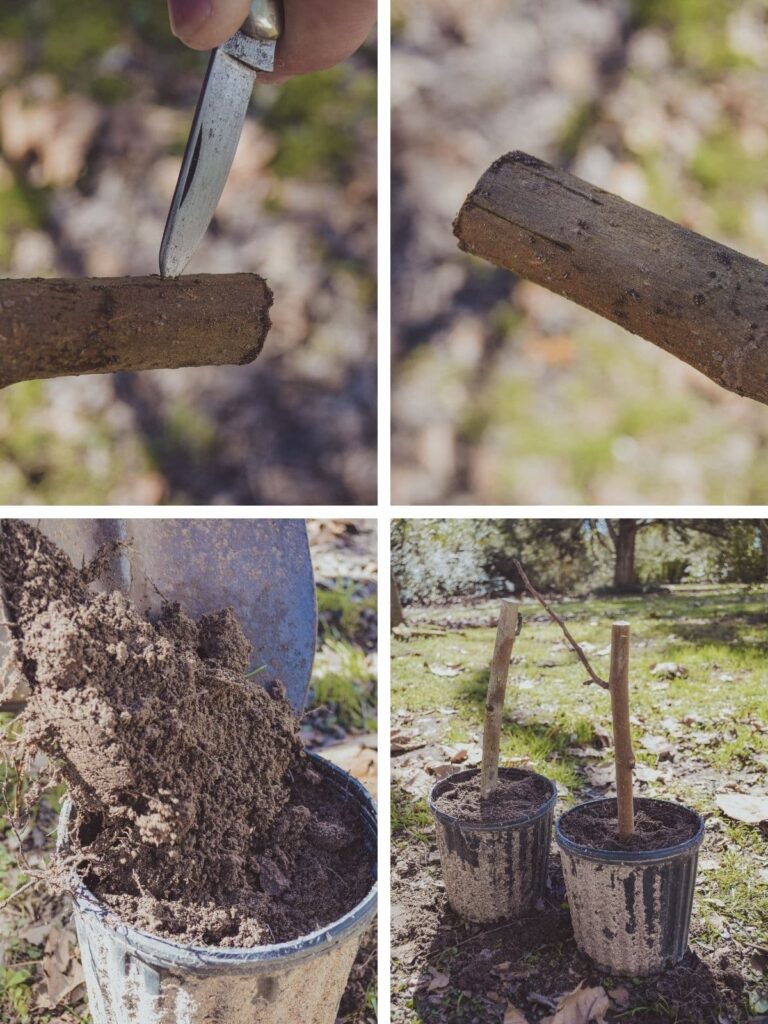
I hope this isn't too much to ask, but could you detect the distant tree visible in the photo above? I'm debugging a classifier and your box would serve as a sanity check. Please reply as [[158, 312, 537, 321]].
[[489, 520, 592, 593], [391, 518, 768, 608], [391, 571, 405, 627], [675, 519, 768, 583], [607, 520, 641, 590]]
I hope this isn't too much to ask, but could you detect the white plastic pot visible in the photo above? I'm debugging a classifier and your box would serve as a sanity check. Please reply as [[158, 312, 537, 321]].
[[58, 754, 377, 1024]]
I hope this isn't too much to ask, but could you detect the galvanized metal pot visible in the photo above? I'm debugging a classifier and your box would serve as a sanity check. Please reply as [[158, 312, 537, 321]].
[[556, 797, 704, 977], [58, 755, 377, 1024], [429, 767, 557, 923]]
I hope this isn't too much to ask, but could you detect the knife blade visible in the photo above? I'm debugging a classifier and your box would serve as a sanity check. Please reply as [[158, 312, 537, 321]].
[[159, 1, 281, 278]]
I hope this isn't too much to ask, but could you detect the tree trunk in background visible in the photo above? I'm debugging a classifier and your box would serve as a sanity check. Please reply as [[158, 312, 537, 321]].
[[610, 520, 639, 590], [391, 572, 405, 628]]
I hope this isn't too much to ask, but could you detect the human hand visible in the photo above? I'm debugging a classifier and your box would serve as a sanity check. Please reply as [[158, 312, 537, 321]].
[[167, 0, 376, 82]]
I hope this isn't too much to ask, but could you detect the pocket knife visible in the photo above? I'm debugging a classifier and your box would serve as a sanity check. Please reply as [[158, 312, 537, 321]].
[[159, 0, 282, 278]]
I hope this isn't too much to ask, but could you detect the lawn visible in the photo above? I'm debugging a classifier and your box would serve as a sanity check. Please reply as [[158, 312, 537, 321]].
[[391, 584, 768, 1024]]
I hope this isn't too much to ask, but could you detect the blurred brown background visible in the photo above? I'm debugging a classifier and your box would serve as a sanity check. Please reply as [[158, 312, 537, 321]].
[[0, 0, 376, 505], [392, 0, 768, 504]]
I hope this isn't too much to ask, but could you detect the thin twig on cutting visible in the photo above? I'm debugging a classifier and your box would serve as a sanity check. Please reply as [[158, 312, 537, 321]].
[[513, 560, 609, 690]]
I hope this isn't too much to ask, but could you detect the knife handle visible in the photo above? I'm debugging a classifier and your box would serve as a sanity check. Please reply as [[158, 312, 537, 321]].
[[243, 0, 283, 41]]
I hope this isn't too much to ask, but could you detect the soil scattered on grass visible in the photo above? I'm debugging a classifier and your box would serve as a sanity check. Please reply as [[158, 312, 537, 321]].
[[0, 520, 373, 946], [432, 771, 553, 824], [559, 798, 700, 852]]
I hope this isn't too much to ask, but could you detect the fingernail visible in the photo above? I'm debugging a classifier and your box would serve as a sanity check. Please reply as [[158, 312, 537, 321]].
[[168, 0, 212, 41]]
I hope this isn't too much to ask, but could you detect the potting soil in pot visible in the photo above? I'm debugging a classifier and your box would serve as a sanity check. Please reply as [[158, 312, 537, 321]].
[[0, 521, 372, 947], [559, 798, 699, 852], [433, 772, 551, 823]]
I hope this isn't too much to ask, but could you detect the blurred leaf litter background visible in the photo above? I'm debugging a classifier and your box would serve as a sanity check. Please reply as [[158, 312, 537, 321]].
[[0, 0, 376, 505], [392, 0, 768, 504]]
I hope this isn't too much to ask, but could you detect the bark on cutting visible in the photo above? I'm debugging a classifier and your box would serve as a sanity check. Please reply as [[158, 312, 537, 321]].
[[480, 599, 519, 800], [0, 273, 272, 389], [454, 151, 768, 406], [609, 622, 635, 839]]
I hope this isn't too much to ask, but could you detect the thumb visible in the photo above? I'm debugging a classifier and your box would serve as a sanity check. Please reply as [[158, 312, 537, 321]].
[[168, 0, 252, 50]]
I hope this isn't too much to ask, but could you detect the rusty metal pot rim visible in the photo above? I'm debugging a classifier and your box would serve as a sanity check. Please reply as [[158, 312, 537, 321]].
[[57, 751, 377, 972], [428, 766, 557, 832], [556, 796, 704, 864]]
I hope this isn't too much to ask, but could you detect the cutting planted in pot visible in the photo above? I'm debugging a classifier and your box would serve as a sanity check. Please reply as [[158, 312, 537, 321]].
[[516, 563, 705, 977], [557, 794, 704, 976], [428, 600, 557, 923]]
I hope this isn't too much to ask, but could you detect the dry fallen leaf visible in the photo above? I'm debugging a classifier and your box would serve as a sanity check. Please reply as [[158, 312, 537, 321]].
[[540, 981, 611, 1024], [427, 663, 461, 677], [37, 924, 85, 1010], [640, 734, 675, 759], [503, 1006, 530, 1024], [651, 661, 688, 679], [698, 857, 720, 872], [608, 985, 630, 1008], [427, 762, 463, 780], [428, 971, 450, 992], [391, 731, 426, 755], [716, 792, 768, 824], [586, 764, 615, 787], [567, 746, 605, 759], [322, 739, 377, 798]]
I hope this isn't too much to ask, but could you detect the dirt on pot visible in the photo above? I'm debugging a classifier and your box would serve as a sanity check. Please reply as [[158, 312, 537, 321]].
[[0, 521, 373, 947], [432, 772, 552, 824], [559, 798, 700, 852]]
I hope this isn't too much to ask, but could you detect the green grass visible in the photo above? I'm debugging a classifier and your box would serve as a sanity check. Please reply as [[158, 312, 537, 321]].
[[0, 964, 35, 1024], [0, 380, 149, 504], [631, 0, 754, 74], [365, 980, 378, 1015], [317, 581, 377, 640], [615, 996, 681, 1021], [0, 0, 198, 96], [311, 637, 376, 731], [309, 572, 377, 731], [406, 314, 768, 503], [264, 65, 376, 183], [392, 785, 432, 843], [0, 176, 49, 265], [146, 403, 217, 473]]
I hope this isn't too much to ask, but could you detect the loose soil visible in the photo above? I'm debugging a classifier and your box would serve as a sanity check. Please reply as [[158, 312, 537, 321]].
[[432, 771, 552, 824], [0, 521, 373, 947], [559, 798, 700, 853]]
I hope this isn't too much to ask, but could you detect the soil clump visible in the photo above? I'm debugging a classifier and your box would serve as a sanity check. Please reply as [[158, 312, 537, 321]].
[[432, 771, 552, 824], [0, 520, 372, 946], [559, 798, 700, 853]]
